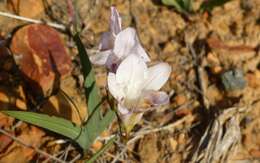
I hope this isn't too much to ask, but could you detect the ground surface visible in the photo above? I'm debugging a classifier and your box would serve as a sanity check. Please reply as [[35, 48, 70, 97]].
[[0, 0, 259, 162]]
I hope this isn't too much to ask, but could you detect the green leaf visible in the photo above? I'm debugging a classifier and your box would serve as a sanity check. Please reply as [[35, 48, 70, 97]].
[[201, 0, 229, 11], [162, 0, 183, 12], [182, 0, 191, 11], [73, 33, 99, 116], [1, 110, 88, 150], [162, 0, 192, 13], [86, 136, 116, 163], [73, 33, 116, 150]]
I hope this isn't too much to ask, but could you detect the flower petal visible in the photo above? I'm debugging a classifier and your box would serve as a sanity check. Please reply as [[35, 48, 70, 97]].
[[116, 55, 148, 100], [143, 63, 171, 91], [114, 27, 150, 62], [110, 7, 122, 35], [134, 44, 150, 62], [113, 27, 138, 59], [108, 72, 125, 101], [143, 90, 170, 106], [89, 50, 112, 65], [105, 53, 120, 72], [98, 32, 114, 51], [117, 103, 129, 115]]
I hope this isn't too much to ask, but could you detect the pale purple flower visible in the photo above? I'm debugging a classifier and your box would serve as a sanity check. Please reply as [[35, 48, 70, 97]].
[[107, 55, 171, 133], [90, 7, 150, 72]]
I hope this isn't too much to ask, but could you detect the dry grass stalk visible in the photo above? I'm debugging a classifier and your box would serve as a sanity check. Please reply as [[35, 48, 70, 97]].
[[191, 106, 251, 163]]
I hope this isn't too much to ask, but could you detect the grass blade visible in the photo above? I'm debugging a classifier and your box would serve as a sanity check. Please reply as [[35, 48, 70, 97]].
[[73, 33, 97, 115], [1, 110, 89, 150]]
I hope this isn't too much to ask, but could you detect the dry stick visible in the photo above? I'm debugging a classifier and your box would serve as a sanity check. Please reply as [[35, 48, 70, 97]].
[[0, 128, 67, 163], [131, 114, 195, 142], [188, 43, 210, 110], [69, 153, 81, 163], [0, 11, 66, 30], [105, 152, 125, 162], [42, 150, 67, 163], [63, 144, 72, 161], [111, 147, 128, 163]]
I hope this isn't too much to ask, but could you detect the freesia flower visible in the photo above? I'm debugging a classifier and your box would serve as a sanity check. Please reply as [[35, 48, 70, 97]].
[[107, 54, 171, 133], [90, 7, 150, 72]]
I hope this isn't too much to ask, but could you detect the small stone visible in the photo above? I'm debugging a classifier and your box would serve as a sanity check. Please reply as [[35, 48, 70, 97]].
[[221, 69, 247, 91]]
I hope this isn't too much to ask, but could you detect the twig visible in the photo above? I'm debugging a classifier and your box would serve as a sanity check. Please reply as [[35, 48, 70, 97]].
[[104, 152, 125, 162], [0, 128, 67, 163], [131, 114, 195, 143], [111, 147, 128, 163], [42, 150, 67, 163], [0, 11, 66, 30], [69, 153, 81, 163], [63, 144, 71, 161], [187, 43, 210, 110]]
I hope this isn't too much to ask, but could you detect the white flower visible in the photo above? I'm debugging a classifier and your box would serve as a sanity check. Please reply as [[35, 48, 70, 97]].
[[90, 7, 150, 72], [107, 55, 171, 132]]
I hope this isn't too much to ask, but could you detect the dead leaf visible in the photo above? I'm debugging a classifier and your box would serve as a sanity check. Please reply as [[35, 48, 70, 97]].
[[10, 24, 72, 97]]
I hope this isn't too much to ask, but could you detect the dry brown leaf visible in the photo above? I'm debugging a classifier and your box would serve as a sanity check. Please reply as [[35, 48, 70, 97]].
[[11, 24, 72, 97]]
